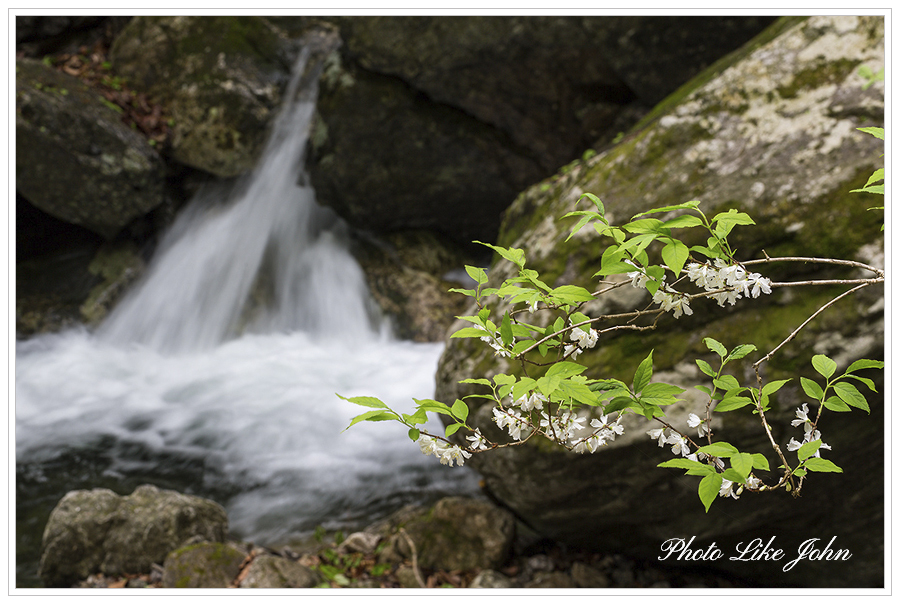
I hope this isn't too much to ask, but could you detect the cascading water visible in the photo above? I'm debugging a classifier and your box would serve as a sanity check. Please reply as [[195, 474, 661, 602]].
[[15, 48, 479, 586]]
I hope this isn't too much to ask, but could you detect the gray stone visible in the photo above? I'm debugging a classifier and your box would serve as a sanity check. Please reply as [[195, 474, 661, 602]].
[[570, 562, 611, 588], [469, 569, 514, 588], [434, 16, 884, 588], [39, 484, 228, 587], [162, 541, 247, 588], [15, 58, 167, 239], [238, 554, 319, 588]]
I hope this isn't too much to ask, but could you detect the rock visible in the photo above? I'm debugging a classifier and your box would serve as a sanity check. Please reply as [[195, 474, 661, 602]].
[[524, 571, 576, 588], [162, 541, 247, 588], [302, 16, 774, 246], [469, 569, 514, 588], [570, 562, 611, 588], [238, 554, 319, 588], [387, 497, 515, 572], [39, 484, 228, 587], [79, 241, 145, 325], [109, 16, 322, 178], [335, 531, 381, 556], [15, 57, 168, 239], [434, 16, 884, 588]]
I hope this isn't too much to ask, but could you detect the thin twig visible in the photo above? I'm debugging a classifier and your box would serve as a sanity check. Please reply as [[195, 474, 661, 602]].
[[742, 255, 884, 276], [753, 283, 871, 369], [399, 528, 426, 588]]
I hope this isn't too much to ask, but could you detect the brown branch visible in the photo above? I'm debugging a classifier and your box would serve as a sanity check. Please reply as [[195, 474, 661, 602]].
[[742, 255, 884, 277]]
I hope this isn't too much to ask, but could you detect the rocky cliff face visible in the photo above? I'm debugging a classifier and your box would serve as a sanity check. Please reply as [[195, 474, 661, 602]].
[[434, 16, 884, 587]]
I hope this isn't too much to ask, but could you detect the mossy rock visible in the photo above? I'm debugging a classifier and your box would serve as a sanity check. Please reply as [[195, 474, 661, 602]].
[[162, 542, 247, 588], [435, 15, 884, 588]]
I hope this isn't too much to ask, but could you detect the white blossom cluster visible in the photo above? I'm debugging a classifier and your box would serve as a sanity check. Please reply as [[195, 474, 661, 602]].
[[647, 415, 761, 499], [786, 403, 831, 457], [572, 413, 625, 453], [626, 258, 773, 319], [686, 259, 772, 306], [564, 325, 599, 360], [417, 435, 472, 467], [474, 323, 511, 358]]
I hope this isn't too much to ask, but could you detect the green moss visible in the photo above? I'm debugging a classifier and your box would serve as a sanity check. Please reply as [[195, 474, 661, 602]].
[[776, 58, 860, 99]]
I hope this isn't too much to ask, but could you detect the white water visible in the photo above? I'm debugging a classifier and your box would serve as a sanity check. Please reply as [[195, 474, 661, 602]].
[[15, 50, 478, 546]]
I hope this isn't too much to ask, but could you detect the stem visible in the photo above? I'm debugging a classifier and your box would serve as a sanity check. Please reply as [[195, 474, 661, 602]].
[[742, 255, 884, 277], [753, 283, 871, 369]]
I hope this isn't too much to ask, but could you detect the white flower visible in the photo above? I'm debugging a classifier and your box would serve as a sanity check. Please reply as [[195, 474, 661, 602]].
[[745, 475, 762, 490], [516, 392, 545, 412], [564, 344, 580, 360], [791, 403, 814, 434], [438, 444, 471, 467], [687, 413, 709, 437], [647, 427, 667, 447], [710, 289, 741, 307], [466, 429, 489, 450], [527, 299, 539, 313], [492, 407, 511, 430], [418, 435, 438, 456], [507, 411, 531, 441], [749, 273, 772, 297], [786, 437, 803, 452], [719, 479, 740, 499], [570, 327, 599, 349], [666, 433, 691, 457]]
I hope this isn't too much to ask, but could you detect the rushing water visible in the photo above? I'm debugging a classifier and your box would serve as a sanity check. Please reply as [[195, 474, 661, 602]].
[[15, 49, 479, 586]]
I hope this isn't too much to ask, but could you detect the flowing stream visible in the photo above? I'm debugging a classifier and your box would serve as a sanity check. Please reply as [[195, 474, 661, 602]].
[[15, 49, 479, 586]]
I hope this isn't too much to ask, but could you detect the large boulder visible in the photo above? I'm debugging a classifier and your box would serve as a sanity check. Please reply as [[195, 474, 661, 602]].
[[38, 484, 228, 587], [299, 15, 776, 245], [109, 16, 306, 178], [15, 57, 168, 239], [434, 16, 884, 588]]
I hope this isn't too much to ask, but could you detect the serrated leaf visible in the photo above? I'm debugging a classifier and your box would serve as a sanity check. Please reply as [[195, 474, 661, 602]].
[[696, 359, 716, 377], [822, 396, 851, 412], [633, 350, 654, 393], [800, 377, 824, 401], [811, 354, 837, 379], [704, 337, 727, 358], [797, 439, 821, 461], [661, 239, 690, 276], [803, 457, 843, 473], [833, 381, 870, 413], [699, 473, 724, 513]]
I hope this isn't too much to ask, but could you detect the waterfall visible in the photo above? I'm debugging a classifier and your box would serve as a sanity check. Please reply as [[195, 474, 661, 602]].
[[15, 46, 480, 584], [100, 49, 380, 352]]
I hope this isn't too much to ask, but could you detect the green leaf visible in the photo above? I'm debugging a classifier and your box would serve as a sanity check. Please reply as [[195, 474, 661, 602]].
[[712, 208, 756, 227], [641, 382, 685, 398], [557, 379, 601, 407], [500, 312, 513, 346], [797, 439, 821, 461], [751, 453, 770, 472], [445, 422, 465, 437], [822, 396, 851, 412], [578, 192, 605, 214], [704, 337, 727, 358], [845, 374, 877, 392], [623, 218, 666, 234], [475, 241, 526, 268], [460, 378, 492, 387], [713, 375, 740, 392], [658, 458, 714, 474], [800, 377, 824, 401], [451, 327, 491, 339], [725, 344, 757, 362], [451, 399, 469, 422], [408, 428, 420, 441], [565, 214, 595, 241], [847, 359, 885, 373], [537, 375, 562, 397], [633, 350, 654, 393], [549, 284, 595, 303], [660, 214, 704, 229], [730, 452, 754, 480], [547, 361, 588, 380], [696, 359, 716, 377], [337, 395, 389, 409], [803, 457, 843, 473], [833, 381, 870, 413], [811, 354, 837, 379], [414, 398, 453, 415], [465, 265, 488, 285], [699, 473, 724, 513], [512, 377, 538, 402], [632, 200, 701, 219], [344, 409, 399, 431], [448, 287, 476, 297], [761, 379, 791, 398], [604, 396, 638, 414], [714, 396, 753, 412], [721, 469, 747, 484], [857, 126, 885, 140], [699, 441, 739, 458], [661, 239, 690, 276]]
